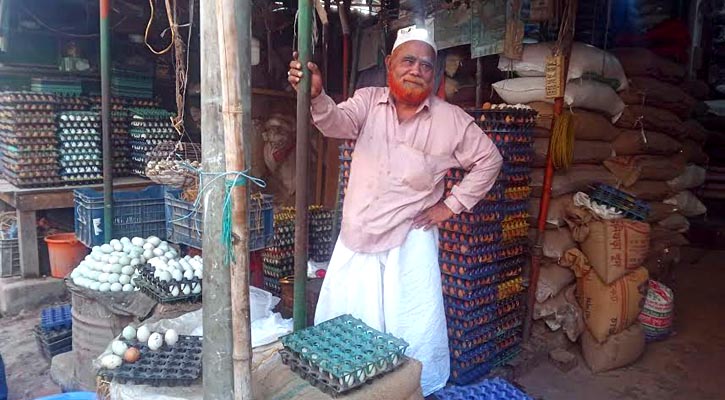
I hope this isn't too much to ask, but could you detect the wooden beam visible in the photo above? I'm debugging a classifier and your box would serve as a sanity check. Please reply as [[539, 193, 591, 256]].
[[17, 210, 39, 278]]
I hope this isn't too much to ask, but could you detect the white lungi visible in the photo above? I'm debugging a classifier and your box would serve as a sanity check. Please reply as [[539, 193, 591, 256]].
[[314, 228, 450, 396]]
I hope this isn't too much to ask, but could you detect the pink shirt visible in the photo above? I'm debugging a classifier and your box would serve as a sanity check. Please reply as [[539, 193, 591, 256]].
[[311, 87, 503, 253]]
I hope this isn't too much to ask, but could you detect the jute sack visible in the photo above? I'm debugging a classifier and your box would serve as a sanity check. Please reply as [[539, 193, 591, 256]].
[[535, 259, 576, 303], [573, 219, 650, 282], [528, 228, 577, 260], [625, 180, 675, 201], [533, 138, 612, 167], [529, 102, 620, 141], [531, 165, 617, 197], [615, 105, 687, 140], [528, 195, 574, 229], [534, 284, 586, 342], [562, 248, 649, 343], [657, 213, 690, 233], [646, 201, 680, 223], [649, 225, 690, 248], [581, 323, 646, 373], [612, 129, 682, 156], [682, 120, 708, 143], [604, 155, 685, 186], [611, 47, 685, 83], [664, 191, 707, 217], [618, 77, 696, 118], [667, 165, 707, 191], [680, 139, 709, 165]]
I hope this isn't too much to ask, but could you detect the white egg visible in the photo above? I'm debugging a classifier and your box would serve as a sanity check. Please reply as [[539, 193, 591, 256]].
[[171, 270, 183, 282], [98, 272, 109, 283], [120, 237, 131, 244], [110, 282, 123, 292], [171, 286, 180, 297], [158, 270, 171, 282], [84, 255, 94, 262], [99, 282, 111, 292], [164, 329, 179, 346], [111, 340, 128, 356], [179, 259, 191, 270], [118, 275, 131, 285], [110, 264, 123, 274], [129, 258, 141, 267], [90, 282, 101, 291], [107, 273, 120, 284], [131, 237, 145, 247], [192, 283, 202, 294], [194, 269, 203, 279], [122, 284, 134, 292], [147, 236, 161, 247], [120, 266, 133, 276], [152, 248, 164, 257], [100, 354, 123, 369], [148, 332, 163, 351], [122, 325, 137, 341], [157, 256, 169, 264], [72, 277, 82, 285], [183, 270, 194, 280], [92, 245, 101, 253], [143, 249, 154, 260], [92, 252, 103, 262], [143, 242, 155, 251], [101, 244, 114, 254], [136, 326, 151, 342], [182, 285, 191, 296], [118, 256, 131, 266], [108, 256, 119, 265], [164, 251, 177, 260], [113, 242, 123, 252], [110, 239, 121, 247], [102, 264, 112, 273]]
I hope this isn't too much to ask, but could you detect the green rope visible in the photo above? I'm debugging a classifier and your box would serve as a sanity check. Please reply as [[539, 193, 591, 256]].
[[222, 176, 247, 264]]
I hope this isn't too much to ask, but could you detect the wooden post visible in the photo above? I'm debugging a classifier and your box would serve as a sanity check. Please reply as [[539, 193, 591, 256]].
[[200, 1, 234, 398], [216, 0, 253, 397]]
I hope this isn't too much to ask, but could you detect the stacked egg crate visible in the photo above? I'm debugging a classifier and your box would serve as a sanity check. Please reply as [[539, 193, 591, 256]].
[[440, 105, 536, 384], [308, 205, 334, 262], [263, 208, 295, 296], [336, 141, 355, 227], [57, 111, 103, 184], [128, 108, 176, 176], [0, 92, 61, 187]]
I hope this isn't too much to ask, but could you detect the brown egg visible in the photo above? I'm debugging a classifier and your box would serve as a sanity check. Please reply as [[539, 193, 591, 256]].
[[124, 347, 141, 363]]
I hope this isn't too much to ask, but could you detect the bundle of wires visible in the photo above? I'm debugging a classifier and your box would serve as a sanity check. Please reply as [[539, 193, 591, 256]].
[[549, 111, 575, 170]]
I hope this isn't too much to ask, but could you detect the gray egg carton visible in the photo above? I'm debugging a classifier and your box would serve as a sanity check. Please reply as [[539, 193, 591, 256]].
[[98, 335, 202, 387]]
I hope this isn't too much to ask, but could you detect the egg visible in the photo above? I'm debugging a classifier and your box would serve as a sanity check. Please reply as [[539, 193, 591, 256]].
[[123, 347, 141, 363], [121, 266, 135, 276], [194, 269, 203, 279], [101, 254, 110, 263], [118, 275, 131, 285], [122, 325, 137, 341], [131, 237, 145, 247], [118, 256, 131, 266], [110, 264, 123, 274], [164, 329, 179, 346], [152, 248, 165, 257], [110, 282, 123, 292], [192, 283, 202, 294], [100, 244, 114, 254], [90, 282, 101, 291], [136, 326, 151, 342], [120, 237, 131, 244], [164, 251, 177, 260], [157, 270, 171, 282], [171, 286, 180, 297], [148, 332, 163, 351], [98, 273, 109, 283], [183, 270, 194, 280], [143, 249, 154, 260], [147, 236, 161, 247], [182, 285, 191, 296], [171, 270, 183, 282], [111, 340, 128, 356], [108, 256, 119, 265], [122, 284, 134, 292], [107, 273, 120, 284], [99, 283, 111, 292], [100, 354, 123, 369], [113, 242, 123, 252], [143, 242, 155, 251], [102, 264, 112, 273]]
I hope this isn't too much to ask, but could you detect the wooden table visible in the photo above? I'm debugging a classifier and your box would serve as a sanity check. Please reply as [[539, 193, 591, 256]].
[[0, 177, 152, 278]]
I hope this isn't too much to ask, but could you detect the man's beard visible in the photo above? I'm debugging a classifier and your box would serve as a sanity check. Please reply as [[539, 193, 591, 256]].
[[387, 71, 432, 106]]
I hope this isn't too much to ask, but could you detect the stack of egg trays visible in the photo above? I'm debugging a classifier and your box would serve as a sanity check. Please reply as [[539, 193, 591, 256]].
[[98, 335, 202, 386], [263, 208, 295, 296], [128, 107, 176, 176], [309, 205, 334, 262], [0, 92, 62, 187], [435, 376, 532, 400], [134, 264, 202, 303], [57, 111, 103, 184], [449, 324, 522, 382], [279, 314, 409, 396], [336, 141, 355, 224], [33, 303, 73, 360]]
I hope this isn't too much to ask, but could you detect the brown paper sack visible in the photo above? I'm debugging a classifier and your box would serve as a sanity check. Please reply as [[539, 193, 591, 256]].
[[577, 220, 650, 283]]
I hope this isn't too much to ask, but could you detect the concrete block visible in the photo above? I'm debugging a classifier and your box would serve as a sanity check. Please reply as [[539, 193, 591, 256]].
[[0, 277, 68, 315]]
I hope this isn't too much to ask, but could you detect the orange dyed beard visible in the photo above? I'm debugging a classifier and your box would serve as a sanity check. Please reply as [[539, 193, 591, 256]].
[[387, 71, 432, 106]]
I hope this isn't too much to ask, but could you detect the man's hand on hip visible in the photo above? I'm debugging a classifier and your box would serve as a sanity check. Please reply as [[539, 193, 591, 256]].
[[413, 202, 454, 231], [288, 51, 323, 99]]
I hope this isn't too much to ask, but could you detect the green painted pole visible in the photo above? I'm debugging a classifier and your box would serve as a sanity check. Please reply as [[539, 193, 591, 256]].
[[100, 0, 113, 242], [293, 0, 313, 331]]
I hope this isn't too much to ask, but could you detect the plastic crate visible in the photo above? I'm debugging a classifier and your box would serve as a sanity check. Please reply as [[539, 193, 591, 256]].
[[33, 325, 72, 360], [165, 191, 274, 251], [74, 185, 168, 247], [40, 304, 72, 331], [0, 238, 19, 277]]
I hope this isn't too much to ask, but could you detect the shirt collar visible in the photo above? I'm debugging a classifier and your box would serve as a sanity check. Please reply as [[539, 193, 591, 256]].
[[377, 87, 432, 113]]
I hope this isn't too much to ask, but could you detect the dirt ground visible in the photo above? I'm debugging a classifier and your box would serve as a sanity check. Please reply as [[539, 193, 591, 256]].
[[2, 249, 725, 399], [517, 248, 725, 400]]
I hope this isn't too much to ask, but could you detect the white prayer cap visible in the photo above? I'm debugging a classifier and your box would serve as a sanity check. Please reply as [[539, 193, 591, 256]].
[[393, 26, 437, 53]]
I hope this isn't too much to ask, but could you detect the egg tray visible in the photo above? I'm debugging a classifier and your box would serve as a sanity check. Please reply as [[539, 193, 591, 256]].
[[467, 106, 537, 121], [1, 160, 58, 174], [0, 134, 58, 146], [264, 277, 282, 296], [0, 103, 55, 112], [57, 111, 100, 122], [128, 107, 174, 120], [59, 159, 102, 168], [588, 183, 650, 221], [135, 265, 202, 304], [451, 329, 522, 372], [441, 255, 526, 283], [439, 229, 503, 250], [40, 303, 72, 331], [280, 314, 409, 396], [263, 264, 294, 279], [98, 335, 203, 387], [439, 242, 528, 268], [1, 154, 57, 167], [435, 377, 531, 400], [60, 167, 102, 175], [446, 295, 523, 328], [449, 333, 522, 386], [447, 304, 523, 347], [443, 278, 524, 314], [1, 166, 60, 179], [60, 175, 102, 184], [441, 261, 523, 292], [33, 326, 72, 360]]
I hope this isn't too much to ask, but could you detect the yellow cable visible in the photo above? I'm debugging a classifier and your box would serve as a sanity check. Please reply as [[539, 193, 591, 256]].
[[144, 0, 175, 55], [549, 111, 575, 170]]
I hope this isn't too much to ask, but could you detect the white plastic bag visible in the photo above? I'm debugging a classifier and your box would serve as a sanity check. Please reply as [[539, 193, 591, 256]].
[[498, 42, 628, 91]]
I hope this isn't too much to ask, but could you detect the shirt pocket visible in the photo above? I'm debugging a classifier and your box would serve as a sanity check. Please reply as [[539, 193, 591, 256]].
[[389, 143, 436, 191]]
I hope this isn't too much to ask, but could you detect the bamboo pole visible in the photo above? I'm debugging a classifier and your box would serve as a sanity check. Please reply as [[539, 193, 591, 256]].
[[99, 0, 113, 242], [294, 0, 314, 331], [216, 0, 253, 397], [201, 1, 234, 397]]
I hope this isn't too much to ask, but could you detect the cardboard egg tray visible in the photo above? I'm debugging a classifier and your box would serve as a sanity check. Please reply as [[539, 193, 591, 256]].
[[98, 335, 202, 386], [135, 265, 202, 303], [280, 314, 409, 396]]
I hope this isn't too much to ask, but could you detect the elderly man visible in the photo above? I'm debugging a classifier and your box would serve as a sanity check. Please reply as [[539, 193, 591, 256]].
[[288, 27, 503, 394]]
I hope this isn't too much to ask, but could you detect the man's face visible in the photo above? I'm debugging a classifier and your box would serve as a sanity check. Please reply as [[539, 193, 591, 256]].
[[386, 41, 436, 106]]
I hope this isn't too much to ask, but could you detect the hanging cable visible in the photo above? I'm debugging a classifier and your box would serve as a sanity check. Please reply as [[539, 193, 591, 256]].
[[549, 111, 575, 170], [144, 0, 175, 55]]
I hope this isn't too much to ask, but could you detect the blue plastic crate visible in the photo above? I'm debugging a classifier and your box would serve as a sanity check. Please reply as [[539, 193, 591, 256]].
[[40, 304, 72, 331], [165, 191, 273, 251], [74, 185, 168, 247], [436, 377, 531, 400]]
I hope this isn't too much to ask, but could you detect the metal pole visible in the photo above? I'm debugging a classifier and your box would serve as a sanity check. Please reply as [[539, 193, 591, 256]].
[[100, 0, 113, 242], [200, 1, 234, 398], [217, 0, 254, 397], [294, 0, 313, 331]]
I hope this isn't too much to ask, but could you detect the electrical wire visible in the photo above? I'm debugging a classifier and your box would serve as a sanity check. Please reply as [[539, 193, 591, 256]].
[[549, 111, 575, 170]]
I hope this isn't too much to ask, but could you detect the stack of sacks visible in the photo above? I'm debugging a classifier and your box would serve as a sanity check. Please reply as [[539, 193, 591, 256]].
[[495, 43, 630, 267], [561, 206, 651, 372], [605, 47, 710, 279]]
